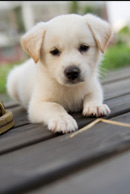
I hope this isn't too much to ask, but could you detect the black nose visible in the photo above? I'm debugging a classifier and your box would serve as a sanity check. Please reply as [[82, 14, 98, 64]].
[[64, 66, 81, 81]]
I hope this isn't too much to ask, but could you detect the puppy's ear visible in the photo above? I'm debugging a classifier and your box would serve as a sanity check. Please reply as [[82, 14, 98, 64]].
[[21, 22, 46, 63], [84, 14, 112, 53]]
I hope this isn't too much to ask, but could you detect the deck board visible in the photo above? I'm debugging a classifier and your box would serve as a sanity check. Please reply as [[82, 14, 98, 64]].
[[104, 77, 130, 100], [0, 112, 130, 194], [101, 66, 130, 84], [0, 124, 56, 155], [33, 149, 130, 194]]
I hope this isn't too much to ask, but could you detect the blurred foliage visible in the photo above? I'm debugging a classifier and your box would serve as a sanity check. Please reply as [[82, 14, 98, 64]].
[[101, 22, 130, 71], [13, 6, 25, 33], [101, 43, 130, 70], [118, 25, 130, 35], [114, 25, 130, 46], [69, 1, 79, 13], [83, 5, 103, 17], [0, 61, 23, 94], [69, 1, 103, 17], [83, 5, 94, 13]]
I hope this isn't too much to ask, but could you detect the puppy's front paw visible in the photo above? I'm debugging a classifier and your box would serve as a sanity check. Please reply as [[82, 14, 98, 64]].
[[83, 104, 111, 117], [48, 114, 78, 133]]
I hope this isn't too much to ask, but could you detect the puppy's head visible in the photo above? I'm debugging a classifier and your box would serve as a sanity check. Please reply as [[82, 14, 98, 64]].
[[21, 14, 112, 86]]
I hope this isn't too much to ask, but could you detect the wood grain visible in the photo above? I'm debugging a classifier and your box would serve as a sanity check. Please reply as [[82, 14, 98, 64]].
[[0, 112, 130, 194]]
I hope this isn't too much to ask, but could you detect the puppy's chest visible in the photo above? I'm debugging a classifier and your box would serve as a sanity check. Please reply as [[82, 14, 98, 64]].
[[54, 86, 87, 112]]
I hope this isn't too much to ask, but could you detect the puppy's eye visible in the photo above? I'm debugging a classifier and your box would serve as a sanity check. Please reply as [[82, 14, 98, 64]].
[[79, 44, 89, 53], [50, 48, 60, 56]]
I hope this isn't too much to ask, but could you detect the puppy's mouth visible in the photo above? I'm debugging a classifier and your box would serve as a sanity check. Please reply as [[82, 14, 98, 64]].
[[65, 77, 84, 85]]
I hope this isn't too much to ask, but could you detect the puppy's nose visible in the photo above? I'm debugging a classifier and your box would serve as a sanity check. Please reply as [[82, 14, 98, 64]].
[[64, 66, 81, 81]]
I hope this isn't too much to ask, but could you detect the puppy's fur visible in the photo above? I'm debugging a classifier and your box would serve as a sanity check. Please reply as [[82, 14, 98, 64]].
[[7, 14, 112, 133]]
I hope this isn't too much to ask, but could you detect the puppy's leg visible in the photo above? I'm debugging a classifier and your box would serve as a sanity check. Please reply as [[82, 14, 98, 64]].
[[83, 82, 110, 117], [28, 100, 78, 133]]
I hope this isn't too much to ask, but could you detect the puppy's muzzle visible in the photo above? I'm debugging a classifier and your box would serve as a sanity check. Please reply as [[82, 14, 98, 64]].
[[64, 66, 81, 83]]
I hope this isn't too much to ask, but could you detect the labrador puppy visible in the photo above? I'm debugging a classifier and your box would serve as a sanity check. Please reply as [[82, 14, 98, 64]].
[[7, 14, 112, 133]]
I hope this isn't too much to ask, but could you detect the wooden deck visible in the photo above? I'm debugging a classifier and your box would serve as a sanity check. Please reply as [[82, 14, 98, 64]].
[[0, 67, 130, 194]]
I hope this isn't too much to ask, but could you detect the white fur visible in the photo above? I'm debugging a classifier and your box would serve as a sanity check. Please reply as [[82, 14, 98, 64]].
[[7, 14, 112, 133]]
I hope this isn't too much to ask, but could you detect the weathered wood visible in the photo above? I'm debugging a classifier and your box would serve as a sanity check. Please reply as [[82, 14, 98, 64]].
[[34, 149, 130, 194], [0, 124, 57, 155], [106, 93, 130, 117], [5, 100, 19, 109], [9, 106, 29, 127], [104, 77, 130, 100], [101, 66, 130, 84], [0, 112, 130, 194]]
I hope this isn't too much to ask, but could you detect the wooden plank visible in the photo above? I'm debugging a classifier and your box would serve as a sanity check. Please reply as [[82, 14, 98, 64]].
[[11, 106, 30, 127], [103, 77, 130, 100], [4, 98, 19, 109], [34, 149, 130, 194], [106, 93, 130, 117], [0, 112, 130, 194], [0, 124, 57, 155], [101, 66, 130, 84]]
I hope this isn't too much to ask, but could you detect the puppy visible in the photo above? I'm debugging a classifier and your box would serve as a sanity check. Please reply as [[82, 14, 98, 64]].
[[7, 14, 112, 133]]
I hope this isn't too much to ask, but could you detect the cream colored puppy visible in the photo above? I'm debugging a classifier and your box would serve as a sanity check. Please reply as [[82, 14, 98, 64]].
[[7, 14, 112, 133]]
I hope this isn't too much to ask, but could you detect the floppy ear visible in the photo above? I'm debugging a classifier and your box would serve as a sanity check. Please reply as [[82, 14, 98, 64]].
[[21, 22, 46, 63], [84, 14, 113, 53]]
